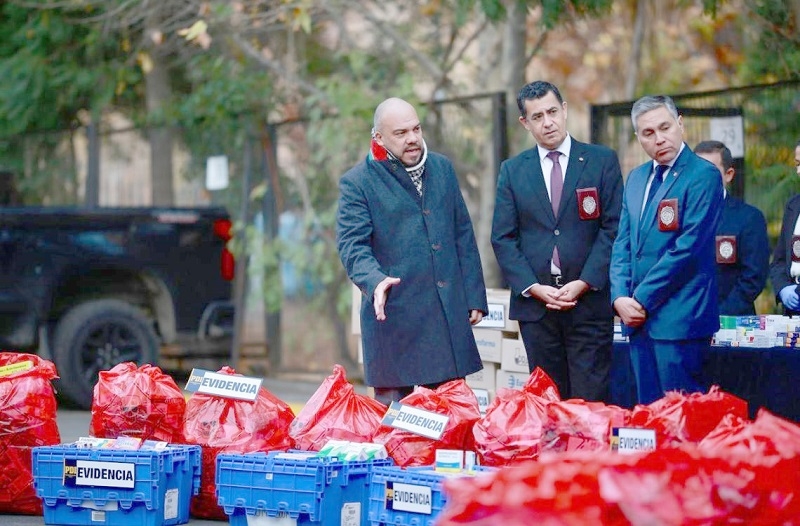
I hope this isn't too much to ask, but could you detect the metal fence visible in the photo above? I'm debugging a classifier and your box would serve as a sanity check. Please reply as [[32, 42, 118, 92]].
[[590, 80, 800, 232]]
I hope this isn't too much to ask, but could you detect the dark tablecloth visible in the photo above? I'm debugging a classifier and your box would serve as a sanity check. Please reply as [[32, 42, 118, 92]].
[[610, 341, 800, 422]]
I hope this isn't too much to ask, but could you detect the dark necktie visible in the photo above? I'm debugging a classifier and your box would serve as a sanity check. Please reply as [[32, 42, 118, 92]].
[[547, 151, 563, 270], [645, 164, 668, 209]]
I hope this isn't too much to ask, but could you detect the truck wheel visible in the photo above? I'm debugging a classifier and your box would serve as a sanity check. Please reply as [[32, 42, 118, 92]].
[[53, 299, 159, 410]]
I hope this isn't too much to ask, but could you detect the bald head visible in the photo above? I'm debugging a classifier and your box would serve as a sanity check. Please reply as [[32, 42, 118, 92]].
[[373, 98, 416, 133], [372, 98, 424, 166]]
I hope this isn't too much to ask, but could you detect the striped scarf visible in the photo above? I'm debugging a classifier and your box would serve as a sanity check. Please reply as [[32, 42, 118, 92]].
[[369, 137, 428, 196]]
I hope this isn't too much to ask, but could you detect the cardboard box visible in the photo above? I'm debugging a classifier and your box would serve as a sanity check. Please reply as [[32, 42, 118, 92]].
[[473, 328, 502, 363], [501, 338, 529, 373], [474, 288, 519, 332], [465, 362, 497, 390], [496, 369, 529, 390]]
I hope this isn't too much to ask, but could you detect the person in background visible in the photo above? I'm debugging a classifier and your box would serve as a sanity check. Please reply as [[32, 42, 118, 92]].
[[336, 97, 487, 406], [0, 170, 22, 206], [769, 139, 800, 315], [491, 80, 623, 401], [610, 95, 724, 405], [694, 140, 769, 316]]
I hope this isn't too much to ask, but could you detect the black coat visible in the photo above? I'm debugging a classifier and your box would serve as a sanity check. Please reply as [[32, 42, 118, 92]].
[[337, 151, 487, 388]]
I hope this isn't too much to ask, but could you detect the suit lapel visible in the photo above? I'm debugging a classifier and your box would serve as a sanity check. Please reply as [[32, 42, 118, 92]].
[[628, 165, 647, 248], [560, 142, 586, 219], [523, 149, 556, 223], [638, 146, 690, 244]]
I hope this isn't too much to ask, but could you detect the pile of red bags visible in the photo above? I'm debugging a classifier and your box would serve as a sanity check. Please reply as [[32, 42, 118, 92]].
[[372, 379, 481, 467], [90, 362, 186, 442], [290, 364, 386, 451], [0, 352, 61, 515], [183, 366, 296, 520], [440, 409, 800, 525]]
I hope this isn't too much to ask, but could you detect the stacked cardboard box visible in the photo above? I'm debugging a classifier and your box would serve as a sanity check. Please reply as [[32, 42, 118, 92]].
[[466, 289, 530, 405]]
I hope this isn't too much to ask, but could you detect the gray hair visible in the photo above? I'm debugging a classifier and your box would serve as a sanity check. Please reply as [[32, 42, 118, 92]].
[[631, 95, 679, 132]]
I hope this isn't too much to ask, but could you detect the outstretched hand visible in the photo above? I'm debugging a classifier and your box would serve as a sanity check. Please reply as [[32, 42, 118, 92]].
[[373, 276, 401, 321]]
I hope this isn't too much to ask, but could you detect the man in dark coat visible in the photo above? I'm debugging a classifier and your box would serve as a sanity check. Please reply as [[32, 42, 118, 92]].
[[491, 80, 623, 401], [336, 97, 487, 406], [694, 140, 769, 316], [769, 139, 800, 314]]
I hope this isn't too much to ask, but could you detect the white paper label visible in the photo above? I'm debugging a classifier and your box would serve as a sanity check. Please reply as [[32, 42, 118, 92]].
[[612, 427, 657, 454], [382, 402, 449, 440], [164, 488, 179, 520], [387, 482, 432, 514], [341, 502, 361, 526]]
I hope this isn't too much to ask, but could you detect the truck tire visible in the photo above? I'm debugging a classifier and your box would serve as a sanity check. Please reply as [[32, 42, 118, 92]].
[[52, 299, 159, 409]]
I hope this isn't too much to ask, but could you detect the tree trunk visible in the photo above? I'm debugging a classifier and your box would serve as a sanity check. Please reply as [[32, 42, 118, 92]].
[[145, 16, 174, 206]]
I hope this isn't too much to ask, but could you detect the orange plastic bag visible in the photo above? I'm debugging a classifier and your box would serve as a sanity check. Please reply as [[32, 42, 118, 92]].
[[472, 367, 560, 467], [371, 379, 480, 467], [290, 364, 386, 451], [90, 362, 186, 443], [183, 366, 296, 520], [0, 352, 61, 515]]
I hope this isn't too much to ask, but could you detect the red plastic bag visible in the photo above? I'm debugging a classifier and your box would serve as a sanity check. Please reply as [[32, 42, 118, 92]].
[[0, 352, 61, 515], [695, 409, 800, 523], [371, 379, 481, 467], [290, 364, 386, 451], [541, 400, 630, 454], [90, 362, 186, 443], [472, 367, 560, 467], [439, 450, 633, 526], [183, 366, 296, 520], [629, 385, 748, 446]]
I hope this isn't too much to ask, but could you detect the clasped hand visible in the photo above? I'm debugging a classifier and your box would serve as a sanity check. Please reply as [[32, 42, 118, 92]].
[[530, 280, 588, 310], [614, 296, 647, 327]]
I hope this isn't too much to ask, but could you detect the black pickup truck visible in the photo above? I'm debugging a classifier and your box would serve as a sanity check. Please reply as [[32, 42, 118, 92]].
[[0, 206, 235, 408]]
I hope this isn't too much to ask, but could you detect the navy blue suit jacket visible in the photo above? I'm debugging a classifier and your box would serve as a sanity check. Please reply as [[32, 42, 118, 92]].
[[610, 145, 724, 339], [491, 138, 623, 322], [716, 196, 769, 315]]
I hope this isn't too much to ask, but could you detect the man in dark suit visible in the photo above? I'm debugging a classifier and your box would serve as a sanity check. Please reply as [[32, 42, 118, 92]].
[[694, 140, 769, 316], [491, 80, 623, 401], [769, 139, 800, 314], [337, 97, 487, 406], [610, 95, 724, 405]]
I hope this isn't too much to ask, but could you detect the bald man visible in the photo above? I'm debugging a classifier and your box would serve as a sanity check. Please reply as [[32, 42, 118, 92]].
[[336, 98, 488, 405]]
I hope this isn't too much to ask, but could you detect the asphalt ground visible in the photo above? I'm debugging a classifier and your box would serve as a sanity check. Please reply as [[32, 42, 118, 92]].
[[0, 376, 359, 526]]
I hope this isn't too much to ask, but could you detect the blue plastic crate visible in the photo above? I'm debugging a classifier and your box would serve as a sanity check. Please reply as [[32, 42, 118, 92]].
[[368, 466, 495, 526], [31, 444, 201, 526], [216, 450, 393, 526]]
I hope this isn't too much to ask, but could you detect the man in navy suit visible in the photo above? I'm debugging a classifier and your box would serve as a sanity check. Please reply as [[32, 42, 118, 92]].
[[491, 80, 623, 401], [337, 97, 487, 406], [694, 140, 769, 316], [610, 95, 724, 404]]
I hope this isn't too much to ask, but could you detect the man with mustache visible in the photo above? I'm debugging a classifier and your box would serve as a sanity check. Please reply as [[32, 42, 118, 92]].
[[610, 95, 724, 404], [337, 97, 487, 405], [491, 80, 623, 402]]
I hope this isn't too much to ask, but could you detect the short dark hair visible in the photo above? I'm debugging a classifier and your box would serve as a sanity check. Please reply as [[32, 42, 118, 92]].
[[694, 140, 733, 171], [516, 81, 563, 117]]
